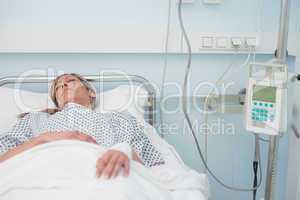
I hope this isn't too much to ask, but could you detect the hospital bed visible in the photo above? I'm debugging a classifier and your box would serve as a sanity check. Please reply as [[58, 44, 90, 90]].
[[0, 74, 209, 200]]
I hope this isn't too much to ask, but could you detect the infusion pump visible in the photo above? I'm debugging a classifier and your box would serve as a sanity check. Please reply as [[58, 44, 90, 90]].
[[245, 62, 287, 136]]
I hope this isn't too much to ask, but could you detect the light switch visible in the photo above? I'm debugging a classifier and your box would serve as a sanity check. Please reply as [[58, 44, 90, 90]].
[[202, 36, 213, 48], [216, 37, 228, 48]]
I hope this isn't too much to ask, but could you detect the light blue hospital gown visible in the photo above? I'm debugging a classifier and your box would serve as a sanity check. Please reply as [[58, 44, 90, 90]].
[[0, 103, 164, 167]]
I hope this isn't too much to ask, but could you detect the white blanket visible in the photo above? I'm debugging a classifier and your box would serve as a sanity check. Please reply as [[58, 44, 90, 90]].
[[0, 141, 209, 200]]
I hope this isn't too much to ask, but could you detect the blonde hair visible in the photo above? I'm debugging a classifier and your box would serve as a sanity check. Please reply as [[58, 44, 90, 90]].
[[50, 73, 97, 109], [18, 73, 97, 118]]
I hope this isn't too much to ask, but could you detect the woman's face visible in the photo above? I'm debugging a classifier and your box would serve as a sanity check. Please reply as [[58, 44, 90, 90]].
[[54, 74, 94, 108]]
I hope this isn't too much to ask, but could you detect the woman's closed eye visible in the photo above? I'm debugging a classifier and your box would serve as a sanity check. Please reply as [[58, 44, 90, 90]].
[[67, 78, 76, 83], [55, 79, 77, 91], [66, 78, 79, 86], [55, 85, 64, 92]]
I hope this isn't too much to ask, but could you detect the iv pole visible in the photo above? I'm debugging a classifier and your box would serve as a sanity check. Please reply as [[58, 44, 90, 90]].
[[265, 0, 290, 199]]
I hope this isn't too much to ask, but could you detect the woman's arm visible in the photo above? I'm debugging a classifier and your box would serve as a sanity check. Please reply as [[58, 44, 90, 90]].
[[0, 113, 34, 158], [0, 131, 97, 163], [0, 137, 42, 163]]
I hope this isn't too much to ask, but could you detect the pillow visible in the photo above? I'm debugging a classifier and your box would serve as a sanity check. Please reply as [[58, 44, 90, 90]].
[[142, 121, 187, 170], [0, 85, 149, 133], [0, 87, 54, 133], [95, 85, 149, 122]]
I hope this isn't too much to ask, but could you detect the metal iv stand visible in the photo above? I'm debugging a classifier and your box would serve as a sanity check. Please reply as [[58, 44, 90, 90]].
[[264, 0, 291, 200]]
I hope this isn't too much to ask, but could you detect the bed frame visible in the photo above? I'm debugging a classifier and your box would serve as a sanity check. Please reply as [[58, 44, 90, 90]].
[[0, 74, 157, 126]]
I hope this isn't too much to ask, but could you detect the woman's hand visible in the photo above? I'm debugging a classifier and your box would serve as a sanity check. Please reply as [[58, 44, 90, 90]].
[[36, 131, 97, 144], [96, 150, 130, 179]]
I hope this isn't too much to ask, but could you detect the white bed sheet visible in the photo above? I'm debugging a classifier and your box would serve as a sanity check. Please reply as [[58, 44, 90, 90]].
[[171, 190, 208, 200], [0, 140, 209, 200]]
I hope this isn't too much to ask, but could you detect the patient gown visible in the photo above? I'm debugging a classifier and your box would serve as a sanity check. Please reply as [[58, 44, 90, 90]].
[[0, 102, 164, 167]]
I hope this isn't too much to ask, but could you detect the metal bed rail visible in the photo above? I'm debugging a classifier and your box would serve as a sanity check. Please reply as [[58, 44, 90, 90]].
[[0, 74, 157, 126]]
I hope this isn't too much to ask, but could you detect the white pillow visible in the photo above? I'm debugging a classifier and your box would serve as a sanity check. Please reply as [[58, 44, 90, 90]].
[[0, 87, 54, 133], [95, 85, 149, 122], [142, 121, 187, 170], [0, 85, 149, 133]]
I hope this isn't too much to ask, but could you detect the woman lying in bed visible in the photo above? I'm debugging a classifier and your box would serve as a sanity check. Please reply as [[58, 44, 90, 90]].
[[0, 73, 164, 179]]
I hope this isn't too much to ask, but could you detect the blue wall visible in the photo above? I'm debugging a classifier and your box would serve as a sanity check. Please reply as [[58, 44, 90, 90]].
[[0, 0, 299, 200]]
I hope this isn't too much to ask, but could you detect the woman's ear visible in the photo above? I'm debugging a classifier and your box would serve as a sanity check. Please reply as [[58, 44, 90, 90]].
[[88, 90, 96, 98], [88, 90, 97, 106]]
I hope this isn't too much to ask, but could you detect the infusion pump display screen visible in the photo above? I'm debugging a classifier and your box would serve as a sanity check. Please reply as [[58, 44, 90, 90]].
[[252, 85, 277, 103]]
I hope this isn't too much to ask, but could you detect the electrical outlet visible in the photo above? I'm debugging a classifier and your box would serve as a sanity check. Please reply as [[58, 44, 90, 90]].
[[216, 37, 228, 48], [246, 37, 259, 47], [231, 37, 243, 48], [196, 33, 260, 51]]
